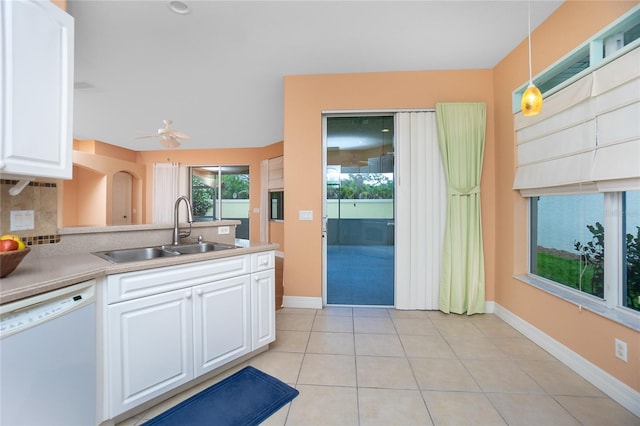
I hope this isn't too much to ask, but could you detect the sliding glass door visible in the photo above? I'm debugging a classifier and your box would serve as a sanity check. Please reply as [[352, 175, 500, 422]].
[[323, 115, 395, 306]]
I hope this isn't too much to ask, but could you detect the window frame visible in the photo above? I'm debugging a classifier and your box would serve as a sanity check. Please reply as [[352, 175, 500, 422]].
[[269, 190, 284, 221], [522, 191, 639, 331]]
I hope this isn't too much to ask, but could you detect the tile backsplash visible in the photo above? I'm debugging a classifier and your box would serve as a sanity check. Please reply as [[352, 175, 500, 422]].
[[0, 180, 58, 246]]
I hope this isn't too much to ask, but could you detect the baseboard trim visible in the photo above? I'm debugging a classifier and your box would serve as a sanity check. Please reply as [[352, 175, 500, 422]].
[[282, 296, 323, 309], [493, 303, 640, 418], [484, 301, 495, 313]]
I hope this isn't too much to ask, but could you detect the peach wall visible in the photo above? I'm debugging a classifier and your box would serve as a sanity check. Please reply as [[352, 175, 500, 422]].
[[269, 221, 284, 251], [493, 2, 639, 391], [283, 70, 496, 299], [64, 141, 146, 226], [66, 166, 106, 226], [51, 0, 66, 11]]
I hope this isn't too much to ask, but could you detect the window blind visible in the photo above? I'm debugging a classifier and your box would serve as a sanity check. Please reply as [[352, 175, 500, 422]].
[[268, 156, 283, 190], [514, 47, 640, 196]]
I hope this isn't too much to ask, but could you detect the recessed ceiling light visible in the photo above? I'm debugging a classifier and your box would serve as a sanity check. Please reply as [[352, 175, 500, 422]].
[[168, 1, 190, 15]]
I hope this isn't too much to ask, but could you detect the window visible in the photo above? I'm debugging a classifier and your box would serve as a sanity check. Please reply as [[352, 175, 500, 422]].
[[270, 191, 284, 221], [513, 7, 640, 112], [190, 165, 250, 239], [530, 191, 640, 312], [624, 191, 640, 310]]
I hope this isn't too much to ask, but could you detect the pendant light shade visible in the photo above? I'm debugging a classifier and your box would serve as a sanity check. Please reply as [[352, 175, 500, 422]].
[[521, 0, 542, 116], [521, 83, 543, 116]]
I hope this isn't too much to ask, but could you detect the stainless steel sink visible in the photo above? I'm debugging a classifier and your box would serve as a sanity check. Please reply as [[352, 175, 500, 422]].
[[168, 242, 237, 254], [93, 246, 180, 263], [92, 242, 238, 264]]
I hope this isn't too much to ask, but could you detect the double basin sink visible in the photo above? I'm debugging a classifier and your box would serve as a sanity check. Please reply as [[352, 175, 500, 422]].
[[93, 242, 238, 264]]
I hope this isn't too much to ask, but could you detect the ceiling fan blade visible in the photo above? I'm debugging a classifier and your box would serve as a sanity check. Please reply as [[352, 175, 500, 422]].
[[173, 131, 191, 140], [135, 135, 156, 139]]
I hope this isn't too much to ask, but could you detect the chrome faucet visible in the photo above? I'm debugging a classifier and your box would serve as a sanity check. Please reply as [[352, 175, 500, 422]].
[[173, 195, 194, 245]]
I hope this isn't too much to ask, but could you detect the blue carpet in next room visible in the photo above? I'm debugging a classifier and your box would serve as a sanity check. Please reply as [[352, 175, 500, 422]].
[[327, 244, 394, 306], [142, 366, 299, 426]]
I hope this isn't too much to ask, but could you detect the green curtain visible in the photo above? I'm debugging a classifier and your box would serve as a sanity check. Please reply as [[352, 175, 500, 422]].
[[436, 103, 486, 315]]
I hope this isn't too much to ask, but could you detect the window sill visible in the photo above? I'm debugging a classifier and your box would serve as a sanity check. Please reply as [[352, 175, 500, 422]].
[[514, 274, 640, 332]]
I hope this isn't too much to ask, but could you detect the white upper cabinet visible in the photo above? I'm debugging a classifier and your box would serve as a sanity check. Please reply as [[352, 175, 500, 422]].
[[0, 0, 74, 179]]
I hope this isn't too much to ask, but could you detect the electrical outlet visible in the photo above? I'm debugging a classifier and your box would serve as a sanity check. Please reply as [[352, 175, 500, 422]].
[[614, 338, 627, 362], [218, 226, 230, 235]]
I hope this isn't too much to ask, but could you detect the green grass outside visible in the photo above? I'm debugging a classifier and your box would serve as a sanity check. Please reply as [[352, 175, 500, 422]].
[[537, 251, 640, 312], [536, 252, 599, 296]]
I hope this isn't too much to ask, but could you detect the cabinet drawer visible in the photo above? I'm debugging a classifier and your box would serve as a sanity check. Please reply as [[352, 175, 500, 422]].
[[251, 251, 274, 272], [107, 255, 250, 304]]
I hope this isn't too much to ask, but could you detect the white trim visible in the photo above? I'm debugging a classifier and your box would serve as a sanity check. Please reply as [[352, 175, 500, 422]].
[[282, 296, 323, 310], [322, 108, 435, 115], [484, 301, 495, 313], [493, 303, 640, 417]]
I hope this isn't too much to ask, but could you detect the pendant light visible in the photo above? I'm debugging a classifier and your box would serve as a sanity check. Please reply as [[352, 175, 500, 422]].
[[521, 0, 543, 116]]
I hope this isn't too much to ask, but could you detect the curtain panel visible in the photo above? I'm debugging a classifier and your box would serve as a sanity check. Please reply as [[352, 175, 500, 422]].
[[153, 163, 179, 224], [395, 112, 447, 310], [260, 159, 269, 243], [436, 103, 487, 315]]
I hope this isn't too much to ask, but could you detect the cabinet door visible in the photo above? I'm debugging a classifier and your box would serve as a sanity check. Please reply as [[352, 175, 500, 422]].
[[251, 269, 276, 349], [0, 0, 73, 179], [107, 288, 193, 417], [193, 275, 251, 377]]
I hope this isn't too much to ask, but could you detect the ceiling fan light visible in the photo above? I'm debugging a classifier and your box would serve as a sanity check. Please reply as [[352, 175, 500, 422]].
[[521, 83, 543, 116], [168, 1, 190, 15]]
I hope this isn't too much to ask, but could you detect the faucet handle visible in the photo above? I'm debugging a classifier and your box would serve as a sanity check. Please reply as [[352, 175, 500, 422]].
[[197, 235, 203, 243]]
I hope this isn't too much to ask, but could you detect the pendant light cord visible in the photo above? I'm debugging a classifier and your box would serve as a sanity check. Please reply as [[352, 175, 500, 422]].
[[528, 0, 533, 85]]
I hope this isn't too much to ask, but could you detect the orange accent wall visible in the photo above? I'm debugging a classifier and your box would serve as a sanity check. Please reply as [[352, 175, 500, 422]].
[[283, 70, 496, 299], [493, 1, 639, 392]]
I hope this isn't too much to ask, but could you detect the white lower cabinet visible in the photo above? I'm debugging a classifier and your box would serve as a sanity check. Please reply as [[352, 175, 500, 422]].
[[107, 288, 194, 416], [103, 251, 274, 419], [251, 270, 275, 349], [193, 275, 251, 376]]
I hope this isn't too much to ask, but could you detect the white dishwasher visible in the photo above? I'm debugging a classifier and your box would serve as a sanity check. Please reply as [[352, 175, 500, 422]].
[[0, 280, 97, 426]]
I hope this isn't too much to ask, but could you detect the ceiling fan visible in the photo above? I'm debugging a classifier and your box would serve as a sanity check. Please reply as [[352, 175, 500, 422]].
[[137, 119, 190, 148]]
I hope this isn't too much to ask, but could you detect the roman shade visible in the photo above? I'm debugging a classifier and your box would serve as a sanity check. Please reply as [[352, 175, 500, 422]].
[[514, 47, 640, 197], [268, 156, 283, 190]]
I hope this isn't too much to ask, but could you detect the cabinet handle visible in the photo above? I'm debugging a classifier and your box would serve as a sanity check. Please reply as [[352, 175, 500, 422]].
[[185, 291, 192, 299], [195, 289, 203, 296], [254, 276, 260, 281], [260, 259, 268, 265]]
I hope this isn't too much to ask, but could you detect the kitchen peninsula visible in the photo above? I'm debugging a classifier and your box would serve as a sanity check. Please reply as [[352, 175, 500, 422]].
[[0, 221, 277, 424]]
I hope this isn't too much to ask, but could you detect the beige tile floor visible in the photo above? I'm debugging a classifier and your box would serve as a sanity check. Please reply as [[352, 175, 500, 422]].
[[119, 307, 639, 426]]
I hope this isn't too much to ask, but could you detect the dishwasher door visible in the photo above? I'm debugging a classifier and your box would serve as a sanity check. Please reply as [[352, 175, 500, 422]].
[[0, 281, 97, 426]]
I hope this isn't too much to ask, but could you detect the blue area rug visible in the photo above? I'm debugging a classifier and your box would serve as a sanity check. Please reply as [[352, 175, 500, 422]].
[[142, 366, 299, 426]]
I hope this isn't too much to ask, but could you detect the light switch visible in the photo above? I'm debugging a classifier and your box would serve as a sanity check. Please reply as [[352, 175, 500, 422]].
[[299, 210, 313, 221], [10, 210, 34, 231]]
